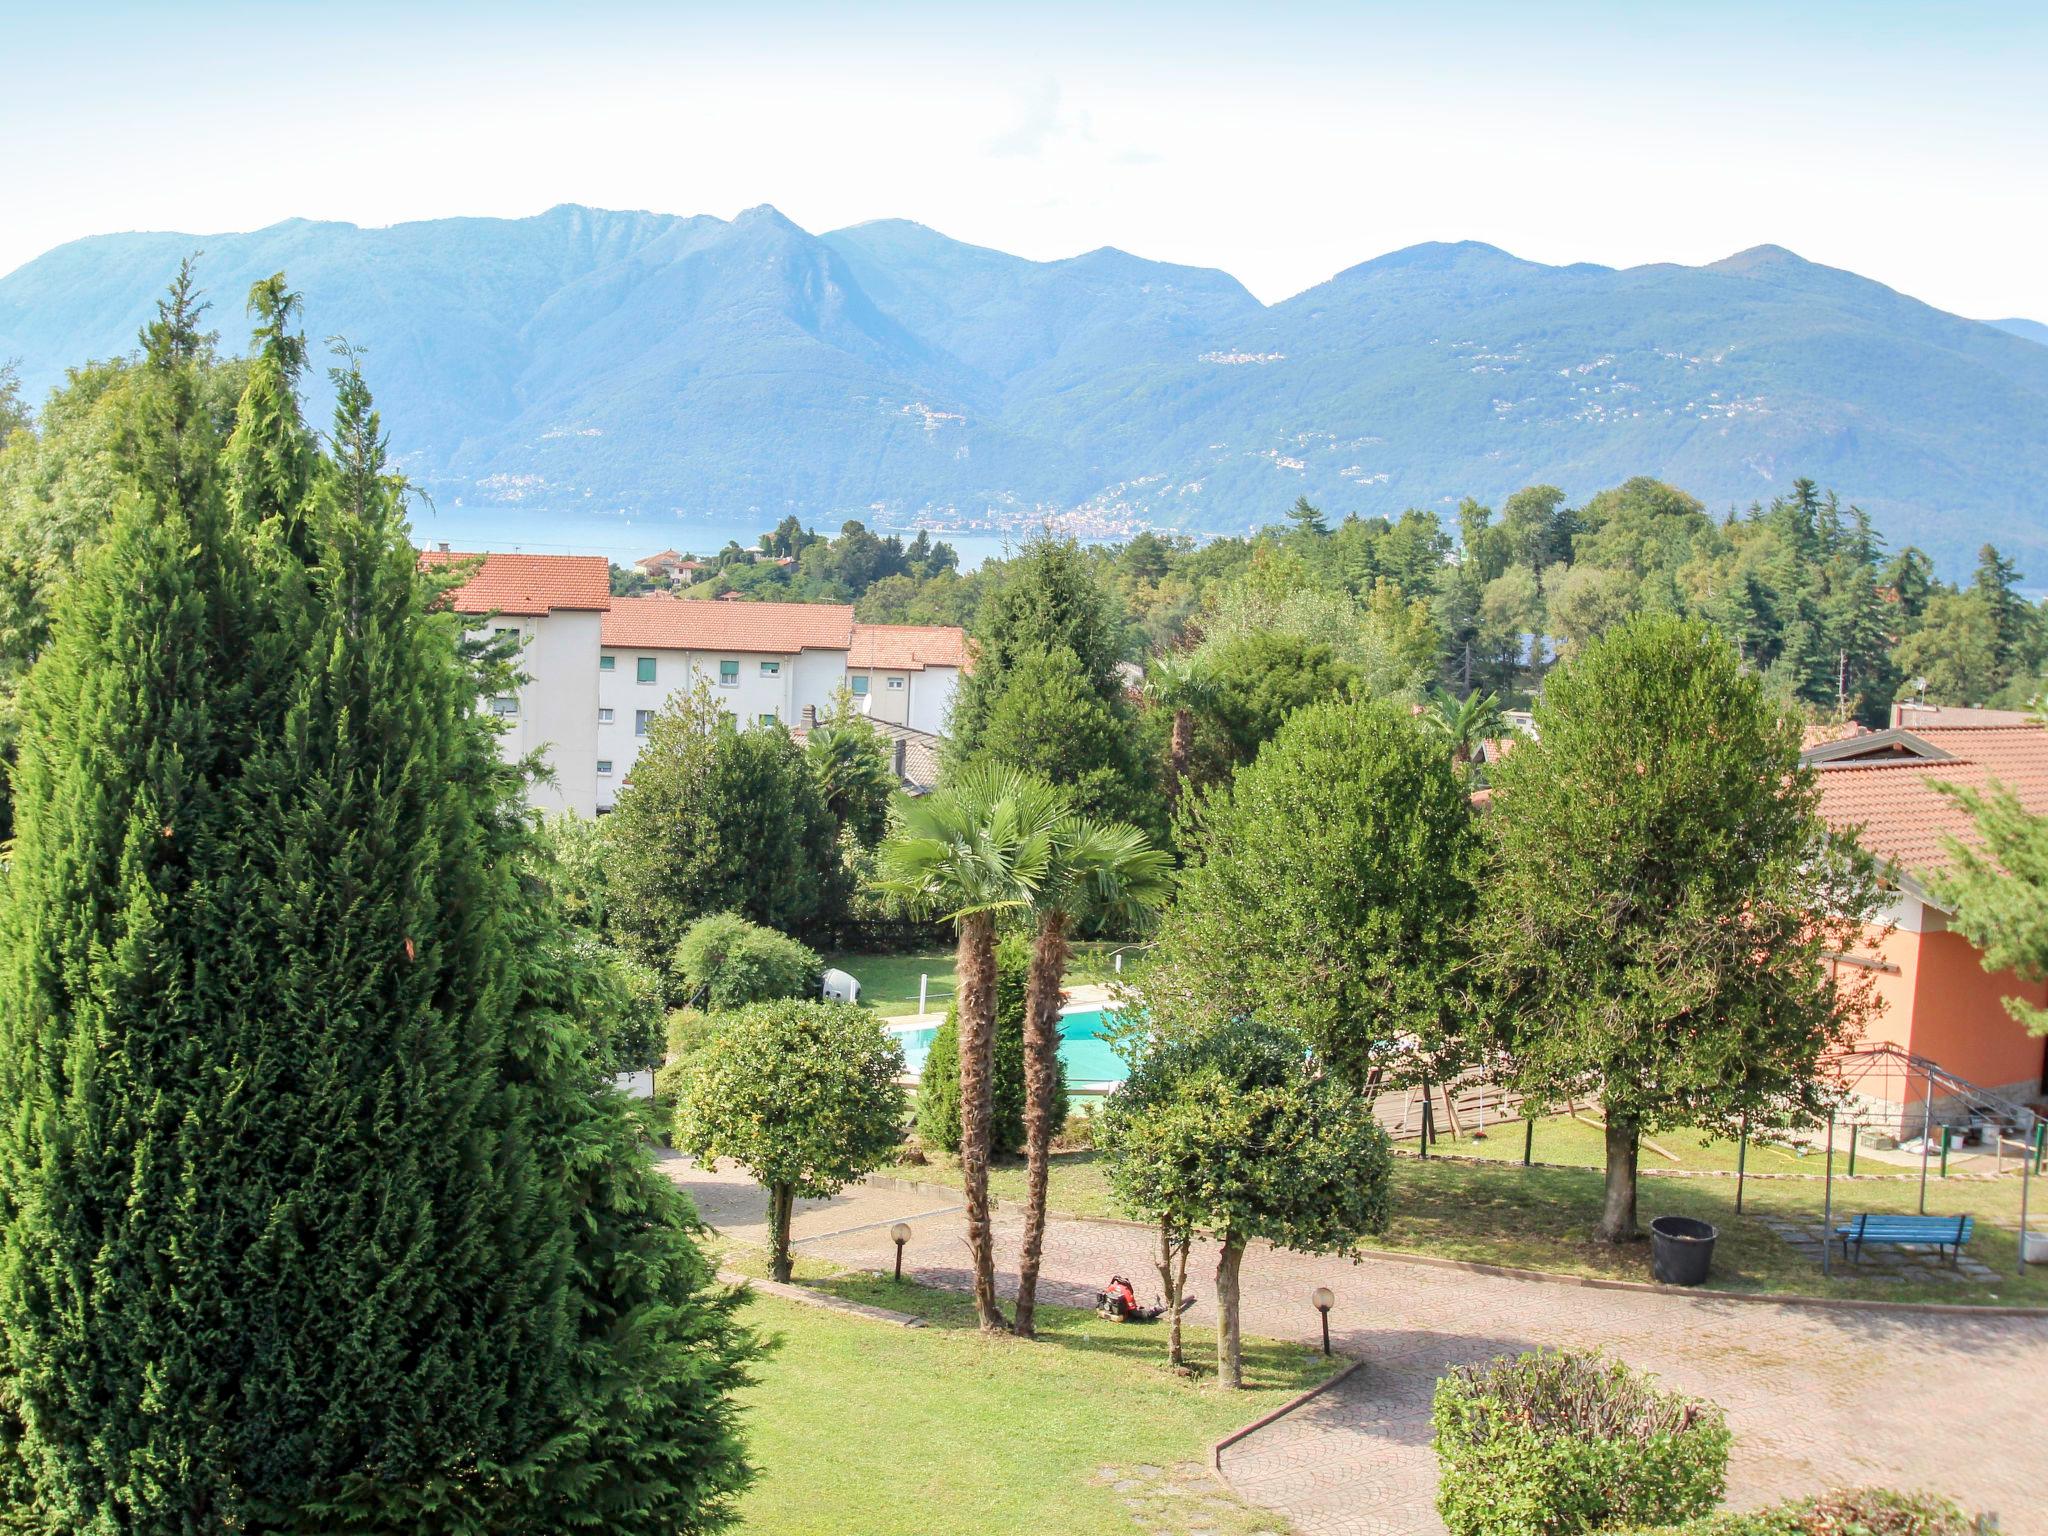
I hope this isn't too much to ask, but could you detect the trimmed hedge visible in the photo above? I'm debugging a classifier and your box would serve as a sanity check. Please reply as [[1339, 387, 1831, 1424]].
[[1433, 1349, 1729, 1536], [915, 935, 1066, 1158], [1632, 1488, 1970, 1536]]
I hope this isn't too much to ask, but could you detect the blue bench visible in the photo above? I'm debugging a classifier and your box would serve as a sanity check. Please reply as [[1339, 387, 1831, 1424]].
[[1834, 1213, 1975, 1266]]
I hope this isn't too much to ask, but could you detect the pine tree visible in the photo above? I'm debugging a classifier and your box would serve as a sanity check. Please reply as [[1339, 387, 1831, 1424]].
[[0, 282, 751, 1533]]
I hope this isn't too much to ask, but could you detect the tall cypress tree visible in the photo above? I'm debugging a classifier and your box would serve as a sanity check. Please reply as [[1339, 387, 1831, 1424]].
[[0, 281, 751, 1533]]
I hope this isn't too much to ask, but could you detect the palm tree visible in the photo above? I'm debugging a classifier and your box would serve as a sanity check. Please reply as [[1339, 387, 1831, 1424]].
[[1144, 652, 1213, 820], [1013, 818, 1172, 1338], [1423, 683, 1503, 770], [879, 763, 1070, 1333]]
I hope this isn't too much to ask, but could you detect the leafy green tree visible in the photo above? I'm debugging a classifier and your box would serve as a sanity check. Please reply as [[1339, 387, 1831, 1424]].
[[1883, 546, 1936, 624], [971, 642, 1159, 830], [1013, 818, 1171, 1339], [0, 362, 29, 444], [1572, 477, 1710, 579], [0, 285, 751, 1532], [1891, 589, 2004, 705], [674, 999, 907, 1282], [1933, 768, 2048, 1037], [1544, 562, 1638, 657], [1476, 613, 1881, 1242], [1156, 696, 1480, 1089], [1097, 1018, 1393, 1387], [1971, 543, 2037, 681], [1195, 629, 1356, 771], [672, 911, 823, 1011], [606, 683, 842, 959], [1498, 484, 1573, 573], [879, 764, 1066, 1332], [1284, 494, 1328, 538]]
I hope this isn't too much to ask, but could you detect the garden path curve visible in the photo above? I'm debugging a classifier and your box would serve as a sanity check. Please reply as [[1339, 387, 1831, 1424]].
[[661, 1156, 2048, 1536]]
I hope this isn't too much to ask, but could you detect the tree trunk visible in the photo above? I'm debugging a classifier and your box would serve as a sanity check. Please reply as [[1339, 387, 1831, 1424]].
[[1012, 910, 1070, 1339], [1598, 1113, 1641, 1243], [1215, 1232, 1246, 1389], [1156, 1217, 1190, 1371], [1167, 707, 1194, 818], [768, 1182, 795, 1283], [955, 912, 1009, 1332]]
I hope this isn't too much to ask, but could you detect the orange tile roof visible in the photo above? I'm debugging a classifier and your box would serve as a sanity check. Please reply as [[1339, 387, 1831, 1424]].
[[848, 623, 971, 672], [418, 550, 612, 615], [1810, 725, 2048, 897], [602, 596, 855, 653]]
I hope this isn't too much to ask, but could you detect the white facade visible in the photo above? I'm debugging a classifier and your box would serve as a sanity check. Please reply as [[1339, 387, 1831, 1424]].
[[849, 662, 961, 735], [431, 556, 966, 816], [595, 641, 863, 808]]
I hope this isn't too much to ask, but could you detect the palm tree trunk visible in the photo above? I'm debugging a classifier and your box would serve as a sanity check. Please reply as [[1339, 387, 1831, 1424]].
[[1215, 1232, 1246, 1389], [955, 911, 1009, 1332], [1013, 910, 1070, 1338], [1598, 1110, 1641, 1243]]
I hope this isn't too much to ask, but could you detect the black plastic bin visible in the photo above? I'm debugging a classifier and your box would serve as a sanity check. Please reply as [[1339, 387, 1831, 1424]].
[[1649, 1216, 1717, 1286]]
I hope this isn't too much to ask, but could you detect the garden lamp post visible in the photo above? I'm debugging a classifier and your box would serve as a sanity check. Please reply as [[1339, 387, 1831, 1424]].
[[890, 1222, 911, 1283], [1311, 1286, 1335, 1356]]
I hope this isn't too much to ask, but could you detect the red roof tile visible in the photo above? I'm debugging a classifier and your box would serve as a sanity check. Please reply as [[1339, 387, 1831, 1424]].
[[1811, 724, 2048, 893], [419, 551, 611, 615], [602, 596, 855, 653], [848, 623, 971, 672]]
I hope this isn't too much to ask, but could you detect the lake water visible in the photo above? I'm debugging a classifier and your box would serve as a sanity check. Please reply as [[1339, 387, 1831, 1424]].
[[404, 503, 1059, 571]]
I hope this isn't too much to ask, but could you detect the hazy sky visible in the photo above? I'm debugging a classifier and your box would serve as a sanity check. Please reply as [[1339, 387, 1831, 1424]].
[[6, 0, 2044, 317]]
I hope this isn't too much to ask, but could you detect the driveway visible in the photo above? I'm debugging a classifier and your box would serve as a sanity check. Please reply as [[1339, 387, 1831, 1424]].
[[660, 1157, 2048, 1535]]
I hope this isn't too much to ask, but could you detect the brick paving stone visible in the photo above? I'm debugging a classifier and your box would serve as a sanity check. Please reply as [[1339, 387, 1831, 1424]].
[[661, 1156, 2048, 1536]]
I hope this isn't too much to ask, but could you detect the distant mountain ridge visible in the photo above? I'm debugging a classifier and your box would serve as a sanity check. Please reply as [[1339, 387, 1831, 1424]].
[[4, 204, 2047, 572]]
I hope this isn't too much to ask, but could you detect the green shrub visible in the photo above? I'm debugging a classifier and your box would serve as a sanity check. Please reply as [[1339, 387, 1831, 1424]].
[[672, 911, 822, 1010], [1432, 1349, 1729, 1536], [914, 934, 1065, 1157], [1632, 1488, 1970, 1536]]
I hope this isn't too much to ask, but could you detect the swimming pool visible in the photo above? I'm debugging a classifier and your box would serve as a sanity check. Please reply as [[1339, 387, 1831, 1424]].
[[888, 1007, 1126, 1087]]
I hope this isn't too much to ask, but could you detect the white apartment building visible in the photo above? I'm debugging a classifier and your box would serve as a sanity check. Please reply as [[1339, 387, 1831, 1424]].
[[426, 553, 968, 816]]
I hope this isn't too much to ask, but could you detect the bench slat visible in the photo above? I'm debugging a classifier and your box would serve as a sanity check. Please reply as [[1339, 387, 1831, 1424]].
[[1832, 1215, 1973, 1243]]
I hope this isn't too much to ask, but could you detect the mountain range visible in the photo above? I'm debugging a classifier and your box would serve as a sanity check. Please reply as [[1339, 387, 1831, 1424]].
[[3, 204, 2046, 573]]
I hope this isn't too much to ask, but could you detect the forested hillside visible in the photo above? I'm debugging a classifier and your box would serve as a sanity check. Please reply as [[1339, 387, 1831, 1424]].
[[4, 207, 2047, 572]]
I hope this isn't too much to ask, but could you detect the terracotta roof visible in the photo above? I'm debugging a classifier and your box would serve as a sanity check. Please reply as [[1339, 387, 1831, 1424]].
[[1808, 724, 2048, 900], [601, 596, 855, 653], [419, 551, 612, 615], [637, 549, 682, 565], [848, 623, 971, 672]]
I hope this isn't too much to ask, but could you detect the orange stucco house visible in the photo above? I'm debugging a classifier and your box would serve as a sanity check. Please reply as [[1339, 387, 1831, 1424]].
[[1806, 712, 2048, 1116]]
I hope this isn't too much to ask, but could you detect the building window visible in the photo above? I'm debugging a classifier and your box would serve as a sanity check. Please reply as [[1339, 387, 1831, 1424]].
[[490, 695, 518, 716], [598, 707, 614, 723], [636, 656, 657, 684], [634, 710, 654, 737], [760, 660, 780, 677], [886, 676, 906, 691], [599, 654, 616, 672], [718, 659, 739, 686], [494, 626, 520, 641], [597, 759, 613, 776], [850, 675, 869, 696], [758, 712, 777, 725]]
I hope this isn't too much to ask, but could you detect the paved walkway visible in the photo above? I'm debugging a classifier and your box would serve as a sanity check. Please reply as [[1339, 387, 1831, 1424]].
[[660, 1156, 2048, 1536]]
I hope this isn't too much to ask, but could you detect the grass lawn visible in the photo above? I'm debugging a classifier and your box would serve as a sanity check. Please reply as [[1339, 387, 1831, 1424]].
[[726, 1255, 1332, 1536], [826, 943, 1133, 1018], [907, 1144, 2048, 1308]]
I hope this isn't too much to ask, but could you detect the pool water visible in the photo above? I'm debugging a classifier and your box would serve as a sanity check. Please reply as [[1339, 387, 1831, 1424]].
[[890, 1008, 1125, 1086]]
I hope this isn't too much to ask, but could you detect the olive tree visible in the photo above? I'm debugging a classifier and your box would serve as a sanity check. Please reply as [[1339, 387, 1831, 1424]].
[[1097, 1017, 1393, 1387], [673, 1000, 908, 1282]]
